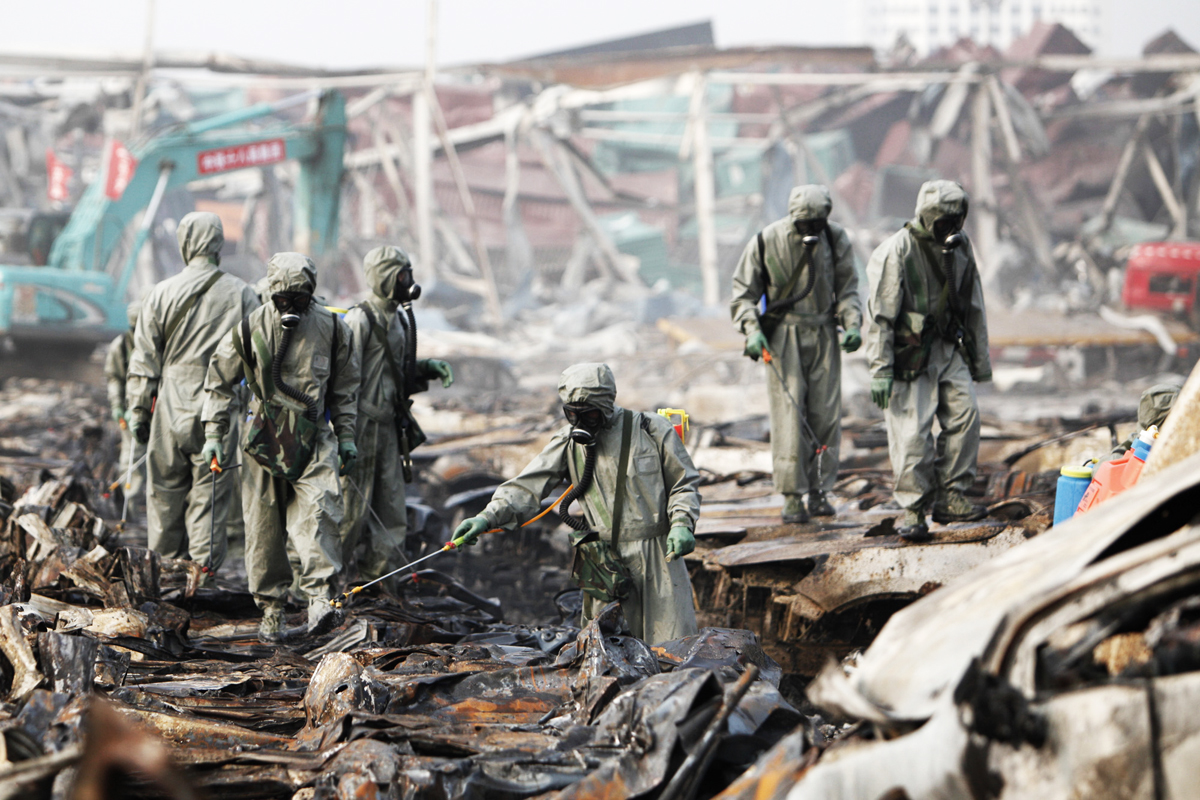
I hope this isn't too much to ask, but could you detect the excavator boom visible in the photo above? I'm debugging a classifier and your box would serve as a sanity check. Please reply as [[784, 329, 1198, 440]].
[[0, 89, 345, 375]]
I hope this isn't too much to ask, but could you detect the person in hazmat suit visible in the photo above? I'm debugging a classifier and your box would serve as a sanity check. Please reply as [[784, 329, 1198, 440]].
[[126, 212, 260, 571], [453, 363, 700, 645], [730, 185, 861, 524], [864, 180, 992, 542], [202, 252, 360, 640], [1101, 382, 1181, 462], [339, 246, 453, 591], [105, 300, 145, 513]]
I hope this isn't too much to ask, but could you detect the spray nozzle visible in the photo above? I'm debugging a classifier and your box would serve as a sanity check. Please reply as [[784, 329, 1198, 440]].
[[801, 235, 819, 248], [280, 313, 301, 330], [942, 232, 966, 251]]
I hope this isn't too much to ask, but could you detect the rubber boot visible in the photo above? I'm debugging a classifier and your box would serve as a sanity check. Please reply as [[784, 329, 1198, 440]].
[[932, 490, 988, 524], [897, 509, 931, 543], [259, 603, 284, 643], [808, 491, 835, 518], [782, 494, 810, 525], [307, 597, 342, 637]]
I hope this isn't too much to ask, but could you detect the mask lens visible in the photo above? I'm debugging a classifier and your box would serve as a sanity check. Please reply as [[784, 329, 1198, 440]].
[[933, 215, 963, 240], [563, 405, 603, 431], [394, 270, 419, 302], [794, 219, 825, 237], [272, 292, 312, 313]]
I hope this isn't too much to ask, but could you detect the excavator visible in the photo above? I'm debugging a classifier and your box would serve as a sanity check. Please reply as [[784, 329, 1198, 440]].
[[0, 89, 345, 380]]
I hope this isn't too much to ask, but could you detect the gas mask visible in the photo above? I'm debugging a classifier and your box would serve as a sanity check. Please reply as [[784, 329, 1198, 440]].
[[392, 269, 421, 304], [558, 403, 604, 532], [932, 214, 965, 248], [563, 403, 604, 446], [272, 291, 312, 329], [793, 218, 825, 247], [267, 291, 319, 421]]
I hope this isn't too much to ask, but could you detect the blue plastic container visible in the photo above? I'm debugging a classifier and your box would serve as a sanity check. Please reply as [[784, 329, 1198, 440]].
[[1054, 465, 1094, 526]]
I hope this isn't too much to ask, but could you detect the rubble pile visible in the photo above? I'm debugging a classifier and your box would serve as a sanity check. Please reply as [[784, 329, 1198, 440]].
[[0, 357, 1181, 796], [0, 381, 811, 799], [0, 380, 116, 510]]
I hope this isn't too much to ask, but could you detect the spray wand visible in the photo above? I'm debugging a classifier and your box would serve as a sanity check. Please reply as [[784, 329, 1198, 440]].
[[332, 483, 575, 609], [761, 348, 828, 490]]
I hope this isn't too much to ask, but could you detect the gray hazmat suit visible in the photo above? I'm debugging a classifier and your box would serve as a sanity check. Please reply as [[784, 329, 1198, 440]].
[[864, 180, 992, 513], [126, 213, 260, 569], [339, 247, 442, 586], [1104, 382, 1181, 460], [105, 301, 145, 505], [479, 363, 700, 644], [202, 253, 359, 610], [730, 185, 861, 496]]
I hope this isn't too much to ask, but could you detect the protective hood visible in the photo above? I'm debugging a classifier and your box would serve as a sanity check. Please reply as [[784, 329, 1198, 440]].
[[557, 363, 617, 418], [1140, 382, 1181, 429], [176, 211, 224, 266], [265, 252, 317, 295], [913, 180, 969, 235], [126, 300, 141, 330], [363, 245, 411, 301], [788, 185, 833, 222]]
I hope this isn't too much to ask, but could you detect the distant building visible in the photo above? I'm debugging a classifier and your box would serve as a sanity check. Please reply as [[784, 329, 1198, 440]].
[[853, 0, 1103, 56]]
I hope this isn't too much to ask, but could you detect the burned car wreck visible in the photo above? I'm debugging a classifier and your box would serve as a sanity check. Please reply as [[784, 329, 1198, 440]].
[[721, 451, 1200, 800]]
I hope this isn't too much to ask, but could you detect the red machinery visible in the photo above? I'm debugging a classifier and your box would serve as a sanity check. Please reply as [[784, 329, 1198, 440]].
[[1123, 241, 1200, 320]]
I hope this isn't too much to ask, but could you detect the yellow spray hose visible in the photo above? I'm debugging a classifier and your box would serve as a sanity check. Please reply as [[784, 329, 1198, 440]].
[[332, 483, 575, 609]]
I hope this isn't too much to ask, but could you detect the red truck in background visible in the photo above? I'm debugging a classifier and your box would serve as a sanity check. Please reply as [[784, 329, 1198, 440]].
[[1123, 241, 1200, 326]]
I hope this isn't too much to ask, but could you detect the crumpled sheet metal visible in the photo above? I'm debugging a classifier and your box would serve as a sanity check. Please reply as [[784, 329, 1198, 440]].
[[711, 728, 812, 800], [809, 454, 1200, 725]]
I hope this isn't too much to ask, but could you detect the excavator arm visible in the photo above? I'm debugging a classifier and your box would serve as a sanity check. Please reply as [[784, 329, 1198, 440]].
[[0, 89, 345, 366]]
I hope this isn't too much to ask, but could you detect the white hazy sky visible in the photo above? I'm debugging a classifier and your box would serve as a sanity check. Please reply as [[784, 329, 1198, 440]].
[[0, 0, 1197, 68]]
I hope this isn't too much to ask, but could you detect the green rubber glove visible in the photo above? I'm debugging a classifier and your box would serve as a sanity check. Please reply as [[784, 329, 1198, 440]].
[[200, 438, 224, 470], [452, 515, 489, 547], [870, 375, 894, 410], [666, 525, 695, 560], [840, 328, 862, 353], [428, 359, 454, 389], [111, 407, 125, 424], [338, 440, 358, 477], [744, 331, 769, 361]]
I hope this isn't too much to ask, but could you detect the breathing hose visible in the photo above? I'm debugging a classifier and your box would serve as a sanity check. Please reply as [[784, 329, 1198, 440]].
[[933, 231, 967, 336], [762, 235, 820, 316], [940, 247, 961, 318], [558, 437, 597, 531], [402, 300, 418, 387], [273, 316, 319, 422]]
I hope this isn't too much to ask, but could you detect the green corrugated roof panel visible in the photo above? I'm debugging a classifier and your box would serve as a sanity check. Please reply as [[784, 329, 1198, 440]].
[[598, 211, 698, 290], [591, 83, 737, 174]]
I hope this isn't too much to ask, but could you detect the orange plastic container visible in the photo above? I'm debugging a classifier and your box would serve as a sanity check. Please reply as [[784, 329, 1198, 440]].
[[1076, 437, 1151, 514]]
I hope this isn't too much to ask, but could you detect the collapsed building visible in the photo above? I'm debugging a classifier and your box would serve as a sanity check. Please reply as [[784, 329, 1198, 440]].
[[1, 20, 1200, 379]]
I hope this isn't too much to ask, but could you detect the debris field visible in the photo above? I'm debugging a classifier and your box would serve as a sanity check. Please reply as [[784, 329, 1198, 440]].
[[0, 373, 1144, 799]]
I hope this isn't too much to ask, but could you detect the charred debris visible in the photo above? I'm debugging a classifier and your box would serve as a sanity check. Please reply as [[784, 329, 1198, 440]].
[[0, 372, 1133, 799]]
